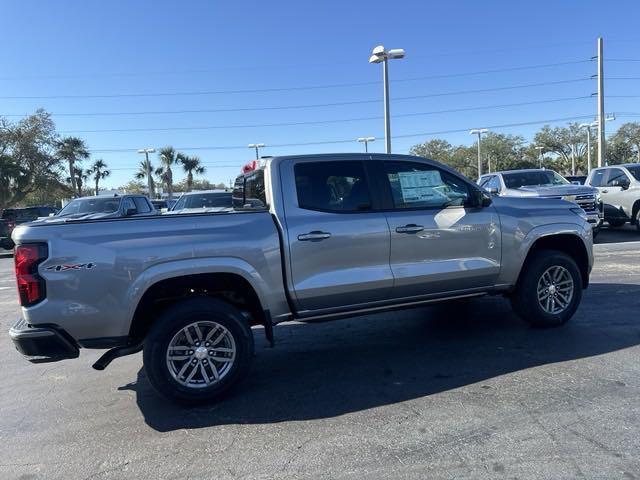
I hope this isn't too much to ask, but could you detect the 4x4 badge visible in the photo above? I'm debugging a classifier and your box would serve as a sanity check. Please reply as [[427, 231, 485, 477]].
[[46, 263, 96, 272]]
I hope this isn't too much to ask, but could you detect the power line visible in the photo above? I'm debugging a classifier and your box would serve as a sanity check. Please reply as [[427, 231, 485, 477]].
[[0, 61, 592, 100], [58, 96, 592, 134], [3, 78, 590, 118], [0, 46, 593, 80], [86, 114, 602, 153]]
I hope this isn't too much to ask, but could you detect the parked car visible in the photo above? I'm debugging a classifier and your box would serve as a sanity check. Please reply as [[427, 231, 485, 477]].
[[584, 163, 640, 230], [1, 206, 59, 249], [168, 190, 233, 214], [0, 219, 11, 250], [565, 175, 587, 185], [478, 169, 603, 234], [9, 154, 593, 404], [35, 194, 158, 223]]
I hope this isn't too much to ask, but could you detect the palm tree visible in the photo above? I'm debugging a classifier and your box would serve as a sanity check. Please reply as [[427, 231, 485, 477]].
[[57, 137, 89, 197], [157, 146, 177, 199], [135, 159, 156, 198], [87, 159, 110, 196], [177, 153, 206, 191], [67, 167, 89, 196]]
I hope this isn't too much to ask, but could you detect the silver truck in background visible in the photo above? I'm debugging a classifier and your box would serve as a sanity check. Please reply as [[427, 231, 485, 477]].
[[9, 154, 593, 404], [478, 169, 603, 234]]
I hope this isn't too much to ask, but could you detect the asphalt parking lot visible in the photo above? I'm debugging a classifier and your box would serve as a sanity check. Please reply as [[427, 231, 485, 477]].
[[1, 227, 640, 480]]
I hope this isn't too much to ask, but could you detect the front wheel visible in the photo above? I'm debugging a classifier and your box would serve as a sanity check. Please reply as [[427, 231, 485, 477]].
[[143, 298, 254, 405], [510, 250, 582, 328]]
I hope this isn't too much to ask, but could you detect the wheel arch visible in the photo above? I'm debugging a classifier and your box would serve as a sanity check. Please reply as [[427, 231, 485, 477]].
[[127, 259, 271, 342], [519, 233, 590, 289]]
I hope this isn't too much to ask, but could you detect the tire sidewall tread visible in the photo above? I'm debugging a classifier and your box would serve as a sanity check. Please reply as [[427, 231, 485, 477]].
[[511, 249, 582, 328], [143, 297, 254, 405]]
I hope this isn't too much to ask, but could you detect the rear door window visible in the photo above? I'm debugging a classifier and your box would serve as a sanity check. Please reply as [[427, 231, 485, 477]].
[[294, 161, 371, 212], [605, 168, 629, 187], [133, 197, 151, 213]]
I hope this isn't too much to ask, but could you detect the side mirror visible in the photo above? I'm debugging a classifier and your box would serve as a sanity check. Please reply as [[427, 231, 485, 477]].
[[473, 189, 492, 208], [612, 179, 630, 190], [124, 207, 137, 216]]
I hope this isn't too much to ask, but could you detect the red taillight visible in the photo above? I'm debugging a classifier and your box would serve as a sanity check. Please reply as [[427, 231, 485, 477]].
[[242, 160, 257, 173], [15, 243, 48, 307]]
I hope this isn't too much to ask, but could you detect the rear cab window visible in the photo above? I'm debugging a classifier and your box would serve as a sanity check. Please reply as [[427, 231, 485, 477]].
[[233, 169, 268, 209], [294, 161, 371, 212]]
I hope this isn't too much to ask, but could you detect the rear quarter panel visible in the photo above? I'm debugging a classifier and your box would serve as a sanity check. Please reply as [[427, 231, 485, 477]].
[[12, 212, 287, 341]]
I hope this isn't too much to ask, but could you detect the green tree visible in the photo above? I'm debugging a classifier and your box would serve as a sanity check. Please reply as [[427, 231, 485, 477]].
[[0, 109, 67, 209], [119, 180, 146, 194], [608, 122, 640, 163], [57, 136, 89, 196], [533, 123, 586, 174], [87, 159, 110, 196], [157, 146, 177, 199], [177, 153, 206, 191]]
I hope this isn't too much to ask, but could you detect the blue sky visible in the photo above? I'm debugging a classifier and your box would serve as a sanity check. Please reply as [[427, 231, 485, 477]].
[[2, 0, 640, 188]]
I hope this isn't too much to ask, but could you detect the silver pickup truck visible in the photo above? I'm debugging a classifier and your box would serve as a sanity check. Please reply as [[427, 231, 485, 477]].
[[9, 154, 593, 404]]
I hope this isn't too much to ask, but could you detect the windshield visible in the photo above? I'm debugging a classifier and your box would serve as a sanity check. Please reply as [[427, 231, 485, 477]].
[[503, 171, 569, 189], [172, 192, 232, 210], [58, 197, 121, 217], [627, 165, 640, 182]]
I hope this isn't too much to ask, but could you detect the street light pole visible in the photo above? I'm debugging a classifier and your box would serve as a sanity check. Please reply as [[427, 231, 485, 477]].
[[535, 146, 545, 168], [579, 122, 598, 173], [469, 128, 488, 177], [369, 45, 405, 154], [137, 148, 156, 198], [247, 143, 265, 160], [357, 137, 375, 153]]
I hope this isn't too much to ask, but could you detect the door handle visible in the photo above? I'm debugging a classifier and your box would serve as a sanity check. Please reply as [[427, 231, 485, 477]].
[[601, 189, 608, 193], [395, 224, 424, 233], [298, 231, 331, 241]]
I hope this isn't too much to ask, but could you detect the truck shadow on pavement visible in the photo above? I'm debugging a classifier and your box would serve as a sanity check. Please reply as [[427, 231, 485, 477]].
[[121, 282, 640, 432]]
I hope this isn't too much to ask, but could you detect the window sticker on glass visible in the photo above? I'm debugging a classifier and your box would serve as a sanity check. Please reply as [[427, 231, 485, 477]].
[[398, 170, 447, 203]]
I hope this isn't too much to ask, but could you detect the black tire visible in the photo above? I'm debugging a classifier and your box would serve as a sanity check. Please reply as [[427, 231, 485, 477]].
[[592, 227, 600, 240], [510, 250, 583, 328], [635, 209, 640, 232], [608, 219, 626, 228], [143, 297, 254, 405]]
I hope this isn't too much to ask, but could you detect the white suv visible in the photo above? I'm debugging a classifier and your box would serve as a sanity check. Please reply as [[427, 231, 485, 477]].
[[585, 163, 640, 230]]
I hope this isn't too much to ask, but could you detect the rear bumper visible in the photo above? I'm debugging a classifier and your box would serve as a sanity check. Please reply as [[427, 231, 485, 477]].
[[9, 318, 79, 363]]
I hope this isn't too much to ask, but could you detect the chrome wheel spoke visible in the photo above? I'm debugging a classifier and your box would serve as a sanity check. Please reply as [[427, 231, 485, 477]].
[[183, 327, 195, 345], [536, 265, 574, 315], [167, 354, 191, 361], [166, 320, 236, 389]]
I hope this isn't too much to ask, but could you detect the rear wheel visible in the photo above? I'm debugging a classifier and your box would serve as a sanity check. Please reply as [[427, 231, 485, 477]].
[[635, 209, 640, 232], [510, 250, 582, 328], [143, 297, 254, 405]]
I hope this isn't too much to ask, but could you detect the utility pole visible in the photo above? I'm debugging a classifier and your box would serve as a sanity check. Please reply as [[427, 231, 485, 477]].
[[597, 37, 606, 167]]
